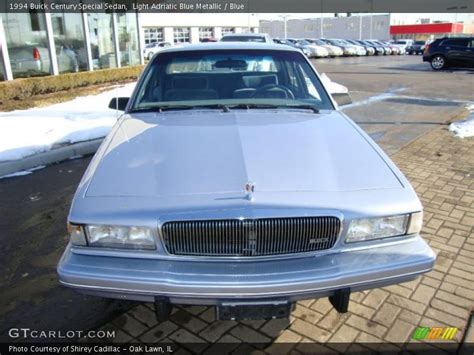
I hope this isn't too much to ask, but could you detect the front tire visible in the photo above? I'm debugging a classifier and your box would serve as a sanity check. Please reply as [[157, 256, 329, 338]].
[[430, 55, 446, 70]]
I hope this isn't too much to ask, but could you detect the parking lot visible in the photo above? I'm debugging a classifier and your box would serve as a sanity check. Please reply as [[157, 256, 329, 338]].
[[0, 55, 472, 350]]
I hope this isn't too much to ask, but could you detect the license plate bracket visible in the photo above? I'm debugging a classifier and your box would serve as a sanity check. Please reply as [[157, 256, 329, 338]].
[[217, 300, 292, 321]]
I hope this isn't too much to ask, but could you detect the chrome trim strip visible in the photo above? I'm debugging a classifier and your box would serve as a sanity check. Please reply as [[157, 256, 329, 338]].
[[59, 268, 432, 298]]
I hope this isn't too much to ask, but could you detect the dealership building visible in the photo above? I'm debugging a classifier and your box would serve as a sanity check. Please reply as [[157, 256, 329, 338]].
[[260, 13, 474, 41], [0, 11, 143, 81], [0, 12, 259, 81], [140, 13, 259, 45]]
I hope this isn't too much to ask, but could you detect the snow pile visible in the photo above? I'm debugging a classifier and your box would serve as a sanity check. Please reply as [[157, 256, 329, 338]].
[[449, 104, 474, 138], [0, 82, 136, 162], [320, 73, 349, 94]]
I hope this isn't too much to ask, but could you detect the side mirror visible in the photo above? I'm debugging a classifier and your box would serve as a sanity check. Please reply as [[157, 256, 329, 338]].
[[332, 93, 352, 106], [108, 97, 129, 111]]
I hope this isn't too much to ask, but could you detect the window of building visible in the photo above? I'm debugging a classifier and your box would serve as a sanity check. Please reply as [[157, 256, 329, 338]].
[[144, 28, 163, 44], [87, 13, 117, 69], [117, 13, 140, 66], [29, 11, 41, 31], [304, 24, 314, 32], [199, 27, 213, 41], [174, 27, 190, 43], [1, 12, 51, 78], [51, 13, 87, 73], [221, 27, 235, 35]]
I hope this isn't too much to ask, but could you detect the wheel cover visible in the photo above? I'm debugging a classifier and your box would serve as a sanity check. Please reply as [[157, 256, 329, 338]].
[[432, 57, 444, 69]]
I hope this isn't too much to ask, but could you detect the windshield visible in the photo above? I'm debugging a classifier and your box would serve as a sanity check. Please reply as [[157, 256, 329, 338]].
[[131, 49, 333, 112], [298, 40, 311, 46], [328, 39, 345, 46]]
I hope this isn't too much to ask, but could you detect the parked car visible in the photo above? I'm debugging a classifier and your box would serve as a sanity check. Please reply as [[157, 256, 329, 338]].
[[200, 38, 218, 43], [345, 39, 375, 55], [407, 41, 426, 55], [305, 39, 344, 57], [366, 40, 392, 55], [58, 42, 435, 321], [220, 33, 273, 43], [274, 38, 312, 57], [9, 44, 79, 77], [389, 40, 409, 55], [333, 39, 366, 56], [356, 40, 384, 55], [380, 40, 402, 55], [321, 38, 357, 56], [391, 39, 413, 52], [143, 42, 172, 60], [423, 37, 474, 70], [294, 39, 329, 58]]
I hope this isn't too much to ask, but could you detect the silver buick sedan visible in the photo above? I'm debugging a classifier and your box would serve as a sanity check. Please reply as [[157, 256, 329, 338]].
[[57, 43, 435, 321]]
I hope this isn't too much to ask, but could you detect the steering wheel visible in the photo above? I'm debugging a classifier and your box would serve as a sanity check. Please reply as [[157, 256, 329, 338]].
[[253, 84, 295, 99]]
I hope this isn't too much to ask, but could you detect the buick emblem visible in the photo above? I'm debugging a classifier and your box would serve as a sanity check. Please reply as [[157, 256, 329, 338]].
[[245, 182, 256, 200]]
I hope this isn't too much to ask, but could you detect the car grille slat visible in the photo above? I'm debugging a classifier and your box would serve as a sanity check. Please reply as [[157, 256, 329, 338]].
[[161, 217, 341, 257]]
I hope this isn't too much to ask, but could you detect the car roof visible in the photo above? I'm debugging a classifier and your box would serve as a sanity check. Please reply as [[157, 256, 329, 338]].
[[221, 33, 268, 37], [155, 42, 300, 53]]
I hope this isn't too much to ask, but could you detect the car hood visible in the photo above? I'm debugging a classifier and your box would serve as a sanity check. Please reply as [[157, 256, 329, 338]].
[[85, 110, 402, 198]]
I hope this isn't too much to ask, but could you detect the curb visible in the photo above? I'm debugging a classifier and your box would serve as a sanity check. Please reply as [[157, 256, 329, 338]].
[[0, 138, 103, 177]]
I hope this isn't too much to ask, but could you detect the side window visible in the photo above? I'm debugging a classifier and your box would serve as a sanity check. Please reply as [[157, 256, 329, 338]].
[[284, 61, 300, 90], [295, 63, 321, 100], [442, 39, 468, 47]]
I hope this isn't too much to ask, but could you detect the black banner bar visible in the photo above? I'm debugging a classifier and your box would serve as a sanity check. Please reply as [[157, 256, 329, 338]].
[[0, 0, 472, 13], [1, 342, 472, 354]]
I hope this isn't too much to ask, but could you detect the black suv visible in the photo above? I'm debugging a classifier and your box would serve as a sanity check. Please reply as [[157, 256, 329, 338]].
[[423, 37, 474, 70]]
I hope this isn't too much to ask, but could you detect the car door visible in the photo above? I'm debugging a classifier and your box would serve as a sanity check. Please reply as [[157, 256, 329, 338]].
[[441, 38, 469, 65], [465, 39, 474, 67]]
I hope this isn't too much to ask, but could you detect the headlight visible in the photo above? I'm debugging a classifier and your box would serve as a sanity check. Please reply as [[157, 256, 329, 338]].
[[86, 225, 155, 249], [345, 213, 421, 243], [68, 224, 155, 250]]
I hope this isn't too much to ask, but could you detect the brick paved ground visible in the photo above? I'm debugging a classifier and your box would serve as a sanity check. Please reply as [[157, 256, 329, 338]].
[[95, 126, 473, 352]]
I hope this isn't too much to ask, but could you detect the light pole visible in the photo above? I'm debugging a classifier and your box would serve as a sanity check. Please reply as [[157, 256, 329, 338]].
[[321, 16, 324, 38], [279, 14, 290, 39]]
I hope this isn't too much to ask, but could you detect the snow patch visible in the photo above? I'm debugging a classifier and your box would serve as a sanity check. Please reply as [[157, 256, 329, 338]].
[[449, 118, 474, 138], [0, 165, 46, 179], [465, 103, 474, 112], [0, 82, 136, 162], [449, 103, 474, 138], [320, 73, 349, 94]]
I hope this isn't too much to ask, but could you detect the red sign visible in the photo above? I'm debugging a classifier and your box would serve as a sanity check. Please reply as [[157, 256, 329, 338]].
[[390, 23, 463, 35]]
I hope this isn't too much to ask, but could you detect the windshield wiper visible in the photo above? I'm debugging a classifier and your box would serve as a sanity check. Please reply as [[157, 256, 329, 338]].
[[130, 104, 230, 113], [229, 103, 319, 113]]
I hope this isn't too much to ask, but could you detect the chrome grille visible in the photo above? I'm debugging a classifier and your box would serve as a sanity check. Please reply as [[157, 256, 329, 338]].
[[161, 217, 341, 257]]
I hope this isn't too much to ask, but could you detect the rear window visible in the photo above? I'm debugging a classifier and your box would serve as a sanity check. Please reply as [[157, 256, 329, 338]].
[[221, 36, 265, 43]]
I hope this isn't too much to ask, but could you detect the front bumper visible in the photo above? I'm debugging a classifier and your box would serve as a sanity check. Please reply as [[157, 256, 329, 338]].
[[58, 236, 435, 305]]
